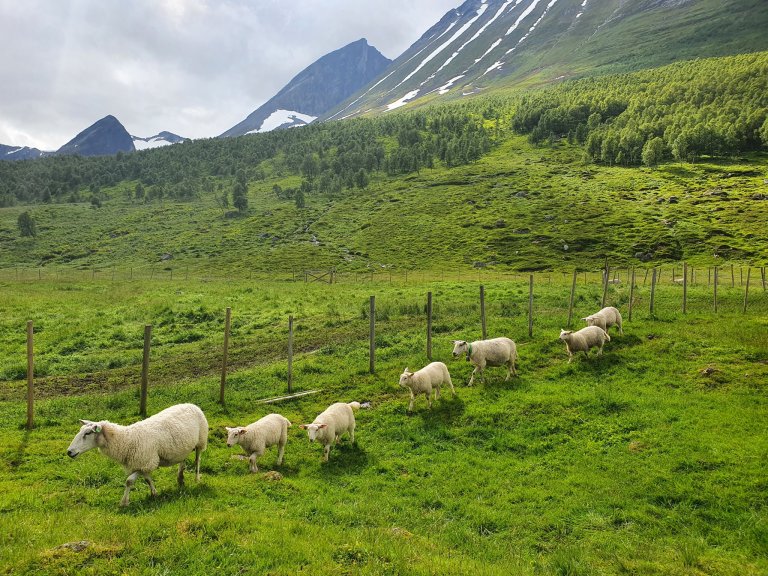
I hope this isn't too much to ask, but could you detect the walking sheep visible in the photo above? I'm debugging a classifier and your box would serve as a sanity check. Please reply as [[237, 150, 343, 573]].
[[66, 403, 208, 507], [300, 402, 363, 462], [399, 362, 455, 413], [583, 306, 623, 335], [452, 337, 518, 386], [559, 326, 610, 363], [226, 413, 291, 473]]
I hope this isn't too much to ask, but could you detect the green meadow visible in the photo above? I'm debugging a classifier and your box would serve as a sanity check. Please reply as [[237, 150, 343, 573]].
[[1, 274, 766, 575]]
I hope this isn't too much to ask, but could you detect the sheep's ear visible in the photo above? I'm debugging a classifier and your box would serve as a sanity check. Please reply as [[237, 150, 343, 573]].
[[317, 424, 328, 429], [79, 419, 93, 425], [224, 426, 232, 432], [299, 424, 308, 430], [238, 429, 247, 436]]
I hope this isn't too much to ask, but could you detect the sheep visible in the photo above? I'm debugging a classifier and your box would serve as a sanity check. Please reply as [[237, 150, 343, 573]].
[[300, 402, 364, 462], [399, 362, 455, 412], [66, 403, 208, 507], [451, 337, 517, 386], [225, 413, 291, 473], [582, 306, 623, 335], [559, 326, 610, 362]]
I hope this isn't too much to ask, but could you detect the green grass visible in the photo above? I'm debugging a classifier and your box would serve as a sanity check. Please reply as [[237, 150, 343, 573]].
[[1, 275, 767, 574]]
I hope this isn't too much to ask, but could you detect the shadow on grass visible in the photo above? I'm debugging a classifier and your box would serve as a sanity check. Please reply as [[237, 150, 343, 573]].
[[9, 429, 31, 469], [319, 442, 369, 476], [121, 481, 218, 514]]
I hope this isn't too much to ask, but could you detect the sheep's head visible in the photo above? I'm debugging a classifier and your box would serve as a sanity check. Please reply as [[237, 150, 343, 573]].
[[299, 423, 327, 442], [451, 340, 468, 358], [225, 426, 247, 448], [559, 329, 573, 341], [399, 369, 413, 388], [582, 316, 597, 326], [67, 420, 103, 458]]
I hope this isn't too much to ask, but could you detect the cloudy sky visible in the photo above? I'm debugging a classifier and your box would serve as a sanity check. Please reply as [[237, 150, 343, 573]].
[[0, 0, 459, 150]]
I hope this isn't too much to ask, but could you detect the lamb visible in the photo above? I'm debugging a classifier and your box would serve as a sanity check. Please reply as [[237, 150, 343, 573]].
[[559, 326, 610, 362], [582, 306, 623, 335], [399, 362, 455, 413], [451, 337, 517, 386], [226, 413, 291, 473], [300, 402, 363, 462], [66, 403, 208, 507]]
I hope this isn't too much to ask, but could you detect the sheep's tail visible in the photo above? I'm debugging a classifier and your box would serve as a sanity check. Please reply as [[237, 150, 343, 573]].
[[604, 330, 611, 341], [348, 401, 371, 411]]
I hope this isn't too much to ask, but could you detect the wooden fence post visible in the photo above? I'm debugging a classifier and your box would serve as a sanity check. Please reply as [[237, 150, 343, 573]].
[[714, 266, 719, 313], [369, 296, 375, 374], [219, 308, 231, 404], [287, 315, 294, 394], [528, 274, 534, 337], [480, 285, 487, 340], [683, 262, 688, 314], [650, 268, 657, 316], [26, 321, 34, 430], [602, 265, 609, 307], [426, 292, 433, 361], [567, 269, 578, 327], [731, 264, 735, 288], [761, 267, 766, 291], [140, 325, 152, 417], [743, 268, 751, 313], [629, 267, 635, 321]]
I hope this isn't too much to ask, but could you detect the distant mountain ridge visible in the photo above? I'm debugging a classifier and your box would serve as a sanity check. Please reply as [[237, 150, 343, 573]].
[[325, 0, 768, 120], [219, 38, 391, 137], [56, 115, 135, 157], [0, 144, 47, 161]]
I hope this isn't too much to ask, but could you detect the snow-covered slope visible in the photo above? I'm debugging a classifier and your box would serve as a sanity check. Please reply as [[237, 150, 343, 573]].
[[325, 0, 767, 119]]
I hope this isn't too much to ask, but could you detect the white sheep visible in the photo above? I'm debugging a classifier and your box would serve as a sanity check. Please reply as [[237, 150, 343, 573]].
[[451, 337, 518, 386], [66, 403, 208, 507], [226, 413, 291, 473], [582, 306, 623, 335], [399, 362, 455, 412], [300, 401, 363, 462], [559, 326, 610, 362]]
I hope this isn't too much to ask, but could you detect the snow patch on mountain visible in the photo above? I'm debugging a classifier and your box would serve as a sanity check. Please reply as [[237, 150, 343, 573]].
[[386, 90, 420, 111], [246, 110, 317, 134], [438, 75, 466, 94]]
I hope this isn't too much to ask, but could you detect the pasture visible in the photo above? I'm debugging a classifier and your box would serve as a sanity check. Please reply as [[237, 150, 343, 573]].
[[1, 274, 767, 575]]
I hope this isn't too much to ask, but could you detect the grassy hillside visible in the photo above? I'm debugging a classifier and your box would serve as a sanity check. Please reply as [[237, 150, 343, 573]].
[[1, 134, 766, 275], [1, 275, 767, 574]]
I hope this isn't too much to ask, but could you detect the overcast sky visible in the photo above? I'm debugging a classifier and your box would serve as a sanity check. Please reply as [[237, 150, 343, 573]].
[[0, 0, 459, 150]]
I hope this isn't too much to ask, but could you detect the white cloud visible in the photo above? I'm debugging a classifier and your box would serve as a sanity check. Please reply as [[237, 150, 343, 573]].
[[0, 0, 458, 150]]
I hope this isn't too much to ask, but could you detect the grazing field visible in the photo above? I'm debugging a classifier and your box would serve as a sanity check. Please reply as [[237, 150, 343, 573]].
[[1, 275, 767, 575]]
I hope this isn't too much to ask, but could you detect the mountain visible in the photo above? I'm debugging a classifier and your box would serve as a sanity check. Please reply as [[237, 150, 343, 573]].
[[325, 0, 768, 120], [220, 38, 391, 138], [56, 115, 135, 157], [0, 144, 48, 161], [132, 131, 186, 151]]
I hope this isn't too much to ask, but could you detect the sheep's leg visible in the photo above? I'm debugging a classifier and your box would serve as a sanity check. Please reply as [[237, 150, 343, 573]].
[[598, 343, 604, 356], [276, 442, 286, 466], [142, 472, 157, 497], [349, 425, 355, 444], [618, 321, 624, 335], [408, 391, 415, 413], [194, 446, 202, 482], [447, 376, 456, 396], [322, 443, 330, 462], [426, 391, 432, 409], [468, 366, 482, 386], [248, 453, 259, 473], [177, 462, 185, 486], [435, 384, 441, 400], [121, 471, 141, 507]]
